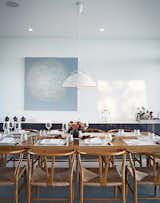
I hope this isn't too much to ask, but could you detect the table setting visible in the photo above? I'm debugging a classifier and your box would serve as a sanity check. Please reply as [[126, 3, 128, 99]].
[[79, 132, 112, 146], [36, 138, 68, 146], [0, 136, 22, 145], [123, 132, 160, 146]]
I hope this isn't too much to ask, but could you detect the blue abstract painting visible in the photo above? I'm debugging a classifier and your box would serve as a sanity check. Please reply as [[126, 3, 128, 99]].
[[24, 57, 78, 111]]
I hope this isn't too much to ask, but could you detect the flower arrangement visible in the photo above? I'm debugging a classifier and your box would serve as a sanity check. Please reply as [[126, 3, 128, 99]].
[[68, 121, 86, 132], [136, 106, 153, 121]]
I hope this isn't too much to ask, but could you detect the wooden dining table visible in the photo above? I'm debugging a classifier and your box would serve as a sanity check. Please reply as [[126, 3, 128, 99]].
[[0, 132, 160, 154]]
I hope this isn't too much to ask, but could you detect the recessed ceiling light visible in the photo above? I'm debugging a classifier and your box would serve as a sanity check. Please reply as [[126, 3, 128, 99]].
[[6, 1, 20, 7], [28, 27, 33, 32], [99, 28, 105, 32]]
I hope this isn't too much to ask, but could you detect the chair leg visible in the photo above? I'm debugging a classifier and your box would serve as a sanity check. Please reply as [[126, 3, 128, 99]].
[[69, 181, 73, 203], [15, 183, 18, 203], [27, 183, 31, 203], [24, 170, 28, 202], [125, 169, 128, 197], [79, 180, 83, 203], [139, 155, 142, 167], [114, 186, 118, 199], [154, 184, 157, 196], [122, 184, 126, 203], [134, 181, 138, 203]]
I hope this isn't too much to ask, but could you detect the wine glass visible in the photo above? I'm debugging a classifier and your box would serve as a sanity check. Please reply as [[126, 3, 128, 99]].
[[14, 122, 19, 132], [84, 121, 89, 131], [61, 123, 65, 132], [64, 122, 69, 132], [2, 122, 8, 135], [9, 122, 14, 133], [2, 122, 7, 132], [45, 123, 52, 132]]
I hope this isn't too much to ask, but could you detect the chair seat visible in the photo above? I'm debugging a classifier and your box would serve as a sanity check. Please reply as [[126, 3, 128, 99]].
[[83, 167, 122, 186], [128, 166, 159, 184], [0, 167, 16, 185], [0, 167, 25, 186], [31, 167, 71, 186]]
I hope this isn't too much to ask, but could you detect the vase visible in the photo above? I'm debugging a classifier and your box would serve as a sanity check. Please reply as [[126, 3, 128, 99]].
[[71, 128, 79, 138]]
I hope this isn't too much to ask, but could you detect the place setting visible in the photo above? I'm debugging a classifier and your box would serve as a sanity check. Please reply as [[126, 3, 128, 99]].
[[35, 133, 69, 146], [36, 138, 67, 146], [0, 135, 22, 145], [124, 132, 160, 146], [79, 133, 112, 146]]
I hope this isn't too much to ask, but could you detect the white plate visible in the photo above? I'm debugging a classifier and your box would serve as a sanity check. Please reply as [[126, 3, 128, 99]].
[[38, 139, 65, 146], [47, 130, 62, 135], [84, 137, 104, 145], [0, 137, 20, 145], [125, 139, 156, 146], [153, 137, 160, 144], [12, 130, 30, 135]]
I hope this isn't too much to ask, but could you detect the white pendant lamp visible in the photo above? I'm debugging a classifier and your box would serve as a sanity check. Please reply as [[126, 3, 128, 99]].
[[63, 71, 96, 87], [62, 2, 96, 88]]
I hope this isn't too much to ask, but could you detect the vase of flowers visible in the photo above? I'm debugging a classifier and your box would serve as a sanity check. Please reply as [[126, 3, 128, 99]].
[[68, 121, 86, 138]]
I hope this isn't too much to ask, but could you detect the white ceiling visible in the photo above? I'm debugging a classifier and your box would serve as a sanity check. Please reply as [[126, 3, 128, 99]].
[[0, 0, 160, 39]]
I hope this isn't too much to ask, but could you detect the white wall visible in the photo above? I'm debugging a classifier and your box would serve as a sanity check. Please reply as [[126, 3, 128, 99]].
[[0, 37, 160, 122]]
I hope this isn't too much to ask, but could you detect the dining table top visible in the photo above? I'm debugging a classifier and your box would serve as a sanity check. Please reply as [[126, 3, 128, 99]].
[[0, 131, 160, 154]]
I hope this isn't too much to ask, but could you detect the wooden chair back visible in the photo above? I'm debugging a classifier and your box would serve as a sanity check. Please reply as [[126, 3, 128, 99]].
[[0, 148, 26, 179], [28, 148, 75, 186], [108, 129, 133, 133], [0, 147, 26, 167], [85, 128, 105, 133], [78, 150, 126, 185], [23, 128, 39, 133], [128, 152, 160, 184]]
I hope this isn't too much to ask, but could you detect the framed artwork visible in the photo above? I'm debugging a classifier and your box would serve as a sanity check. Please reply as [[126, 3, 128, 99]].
[[24, 57, 78, 111]]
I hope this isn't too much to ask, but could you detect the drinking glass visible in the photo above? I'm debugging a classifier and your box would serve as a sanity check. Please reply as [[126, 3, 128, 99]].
[[62, 123, 66, 133], [108, 133, 112, 141], [137, 129, 140, 136], [134, 129, 137, 136], [150, 132, 155, 140], [14, 122, 19, 132], [2, 122, 8, 136], [118, 129, 123, 136], [2, 122, 7, 132], [45, 123, 52, 131], [9, 122, 14, 133], [65, 122, 69, 132]]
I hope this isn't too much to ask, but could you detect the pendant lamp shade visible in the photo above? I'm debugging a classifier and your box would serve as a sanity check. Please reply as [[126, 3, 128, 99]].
[[62, 71, 96, 87]]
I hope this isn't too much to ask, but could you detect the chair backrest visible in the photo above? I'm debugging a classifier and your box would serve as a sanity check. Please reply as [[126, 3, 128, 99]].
[[78, 150, 126, 185], [0, 148, 26, 177], [28, 148, 75, 185], [23, 128, 39, 133], [128, 152, 160, 184], [108, 129, 133, 133], [0, 148, 26, 155], [85, 128, 105, 133]]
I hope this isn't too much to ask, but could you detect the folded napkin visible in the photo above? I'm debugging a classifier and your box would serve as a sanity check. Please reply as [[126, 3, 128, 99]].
[[47, 130, 61, 135], [39, 139, 64, 145], [125, 139, 156, 146], [0, 133, 3, 139], [84, 137, 104, 145], [114, 132, 135, 137], [0, 137, 18, 144], [154, 137, 160, 144], [13, 130, 29, 135]]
